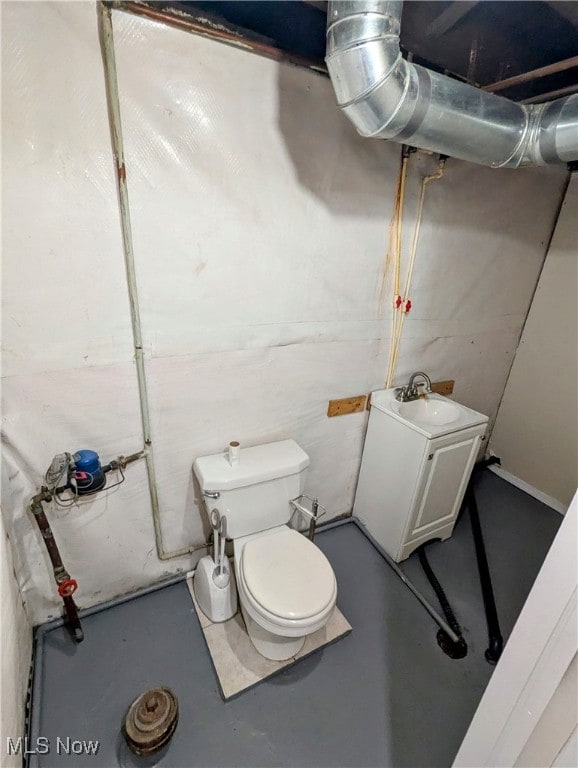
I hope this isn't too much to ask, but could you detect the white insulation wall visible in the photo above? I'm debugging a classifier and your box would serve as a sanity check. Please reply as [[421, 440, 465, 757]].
[[2, 2, 567, 625], [0, 512, 32, 767]]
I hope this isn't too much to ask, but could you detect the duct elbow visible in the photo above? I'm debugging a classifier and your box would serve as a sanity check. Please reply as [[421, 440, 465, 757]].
[[326, 0, 578, 168], [325, 4, 402, 109]]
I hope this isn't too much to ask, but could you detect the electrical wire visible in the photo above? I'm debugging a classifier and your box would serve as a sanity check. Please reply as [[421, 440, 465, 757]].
[[45, 453, 78, 508], [53, 489, 79, 508], [53, 465, 125, 507], [44, 453, 71, 491], [54, 470, 96, 508], [89, 464, 125, 494]]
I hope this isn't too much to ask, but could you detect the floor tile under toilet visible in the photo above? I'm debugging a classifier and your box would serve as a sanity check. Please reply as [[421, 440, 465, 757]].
[[187, 577, 352, 700]]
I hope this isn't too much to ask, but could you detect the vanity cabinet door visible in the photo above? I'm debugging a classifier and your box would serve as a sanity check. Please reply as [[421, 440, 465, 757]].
[[406, 432, 481, 542]]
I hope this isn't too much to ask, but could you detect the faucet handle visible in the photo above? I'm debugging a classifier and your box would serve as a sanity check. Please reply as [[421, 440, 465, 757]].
[[416, 380, 432, 395], [394, 386, 408, 401]]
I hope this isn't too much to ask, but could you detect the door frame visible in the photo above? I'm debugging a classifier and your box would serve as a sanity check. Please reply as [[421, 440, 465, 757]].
[[453, 492, 577, 767]]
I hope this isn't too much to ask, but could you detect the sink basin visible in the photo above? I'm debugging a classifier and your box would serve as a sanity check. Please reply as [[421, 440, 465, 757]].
[[369, 388, 489, 438], [397, 397, 460, 426]]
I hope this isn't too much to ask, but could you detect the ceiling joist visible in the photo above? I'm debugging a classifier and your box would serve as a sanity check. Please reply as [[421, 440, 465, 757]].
[[426, 2, 479, 38]]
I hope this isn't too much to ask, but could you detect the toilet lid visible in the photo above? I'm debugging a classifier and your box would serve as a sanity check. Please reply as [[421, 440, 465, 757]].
[[241, 529, 336, 620]]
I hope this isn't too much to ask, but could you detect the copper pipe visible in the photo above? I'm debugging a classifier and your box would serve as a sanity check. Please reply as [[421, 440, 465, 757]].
[[484, 55, 578, 93], [521, 83, 578, 105]]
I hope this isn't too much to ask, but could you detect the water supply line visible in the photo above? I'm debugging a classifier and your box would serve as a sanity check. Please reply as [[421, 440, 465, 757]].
[[385, 152, 445, 388], [392, 150, 409, 312], [384, 150, 406, 387], [99, 3, 206, 561], [30, 493, 84, 642], [326, 1, 578, 168], [29, 450, 143, 640]]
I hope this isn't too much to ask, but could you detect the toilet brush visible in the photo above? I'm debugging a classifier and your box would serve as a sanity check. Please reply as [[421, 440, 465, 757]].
[[213, 516, 229, 588], [194, 510, 237, 622], [210, 509, 220, 568], [219, 517, 227, 575]]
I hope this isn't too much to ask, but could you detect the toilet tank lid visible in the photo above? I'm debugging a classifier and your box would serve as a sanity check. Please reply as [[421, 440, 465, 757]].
[[193, 439, 310, 491]]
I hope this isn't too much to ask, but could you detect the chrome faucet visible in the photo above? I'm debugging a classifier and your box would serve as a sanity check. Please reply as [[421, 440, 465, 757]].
[[395, 371, 432, 402]]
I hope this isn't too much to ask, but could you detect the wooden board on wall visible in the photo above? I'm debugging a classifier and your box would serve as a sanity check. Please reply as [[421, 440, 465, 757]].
[[327, 395, 367, 417], [431, 380, 455, 396]]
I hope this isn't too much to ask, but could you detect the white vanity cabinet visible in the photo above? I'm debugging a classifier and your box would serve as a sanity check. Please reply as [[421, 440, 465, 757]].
[[353, 388, 488, 562]]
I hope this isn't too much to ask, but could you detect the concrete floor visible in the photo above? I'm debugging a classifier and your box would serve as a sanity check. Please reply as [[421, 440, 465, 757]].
[[29, 470, 561, 768]]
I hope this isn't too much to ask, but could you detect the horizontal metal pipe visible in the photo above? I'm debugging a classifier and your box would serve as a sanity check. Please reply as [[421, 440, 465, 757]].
[[521, 83, 578, 105], [484, 55, 578, 93], [325, 0, 578, 167], [120, 449, 146, 466]]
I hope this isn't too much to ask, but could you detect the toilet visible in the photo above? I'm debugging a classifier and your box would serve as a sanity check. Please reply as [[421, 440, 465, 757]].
[[193, 439, 337, 661]]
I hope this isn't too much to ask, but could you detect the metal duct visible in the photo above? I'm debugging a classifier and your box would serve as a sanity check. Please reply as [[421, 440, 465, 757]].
[[325, 0, 578, 168]]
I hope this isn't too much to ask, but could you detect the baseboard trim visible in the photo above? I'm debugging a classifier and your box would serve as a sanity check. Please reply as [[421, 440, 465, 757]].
[[488, 465, 568, 515]]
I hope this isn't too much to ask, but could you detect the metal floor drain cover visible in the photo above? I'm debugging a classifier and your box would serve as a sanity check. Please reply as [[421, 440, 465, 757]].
[[123, 687, 179, 755]]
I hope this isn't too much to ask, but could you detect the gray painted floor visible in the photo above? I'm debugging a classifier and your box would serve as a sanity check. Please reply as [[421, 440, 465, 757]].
[[30, 471, 561, 768]]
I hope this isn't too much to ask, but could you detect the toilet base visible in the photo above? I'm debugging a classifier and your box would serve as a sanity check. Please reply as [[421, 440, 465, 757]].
[[241, 606, 305, 661]]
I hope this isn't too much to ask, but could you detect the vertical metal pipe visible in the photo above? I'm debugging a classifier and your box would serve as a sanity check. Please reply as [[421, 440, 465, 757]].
[[30, 499, 69, 579], [30, 498, 84, 641], [98, 3, 205, 561], [308, 498, 319, 541]]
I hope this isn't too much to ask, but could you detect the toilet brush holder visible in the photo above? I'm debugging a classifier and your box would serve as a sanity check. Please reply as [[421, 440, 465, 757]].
[[194, 556, 237, 623]]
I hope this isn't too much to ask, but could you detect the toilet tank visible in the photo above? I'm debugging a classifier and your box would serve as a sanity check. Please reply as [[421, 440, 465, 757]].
[[193, 440, 310, 538]]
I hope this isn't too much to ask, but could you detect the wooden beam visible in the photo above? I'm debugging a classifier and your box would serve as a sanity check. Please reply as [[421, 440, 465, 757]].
[[426, 1, 479, 37], [546, 1, 578, 28], [301, 0, 328, 12]]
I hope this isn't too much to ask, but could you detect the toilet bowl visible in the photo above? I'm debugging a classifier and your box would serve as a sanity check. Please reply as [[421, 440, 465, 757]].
[[234, 526, 337, 660], [193, 439, 338, 661]]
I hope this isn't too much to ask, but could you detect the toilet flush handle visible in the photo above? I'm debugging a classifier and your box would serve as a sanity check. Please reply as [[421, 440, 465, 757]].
[[203, 490, 220, 500]]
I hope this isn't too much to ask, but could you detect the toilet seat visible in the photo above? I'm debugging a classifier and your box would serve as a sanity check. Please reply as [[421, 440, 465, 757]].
[[238, 528, 337, 632]]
